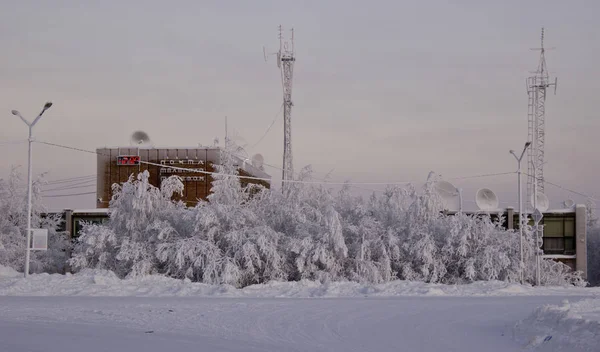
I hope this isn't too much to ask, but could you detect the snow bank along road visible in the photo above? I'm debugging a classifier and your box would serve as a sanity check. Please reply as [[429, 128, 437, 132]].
[[0, 295, 596, 352]]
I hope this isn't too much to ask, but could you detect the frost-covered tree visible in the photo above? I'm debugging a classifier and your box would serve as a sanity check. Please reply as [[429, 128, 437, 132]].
[[69, 158, 585, 287], [0, 167, 66, 273], [70, 171, 188, 278], [157, 141, 284, 287]]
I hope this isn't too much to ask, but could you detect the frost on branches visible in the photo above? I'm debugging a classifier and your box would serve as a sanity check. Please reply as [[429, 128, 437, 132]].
[[69, 147, 586, 287], [0, 167, 67, 274]]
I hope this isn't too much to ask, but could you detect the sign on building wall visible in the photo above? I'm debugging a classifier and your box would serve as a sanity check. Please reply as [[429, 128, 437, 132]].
[[159, 159, 208, 183], [117, 155, 140, 166]]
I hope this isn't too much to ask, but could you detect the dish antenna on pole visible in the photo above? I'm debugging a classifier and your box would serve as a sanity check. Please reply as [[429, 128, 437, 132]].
[[130, 131, 152, 146], [434, 180, 461, 212], [563, 199, 575, 208], [531, 193, 550, 212], [475, 188, 500, 211]]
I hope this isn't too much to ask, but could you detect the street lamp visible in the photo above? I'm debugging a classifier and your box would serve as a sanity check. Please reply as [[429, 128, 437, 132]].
[[11, 102, 52, 278], [510, 141, 531, 284]]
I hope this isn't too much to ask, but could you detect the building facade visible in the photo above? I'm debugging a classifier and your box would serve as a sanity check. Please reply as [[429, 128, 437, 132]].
[[450, 206, 588, 279]]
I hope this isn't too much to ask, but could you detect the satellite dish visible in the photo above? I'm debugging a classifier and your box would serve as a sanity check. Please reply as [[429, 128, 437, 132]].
[[563, 199, 575, 208], [531, 193, 550, 212], [475, 188, 499, 211], [434, 181, 460, 211], [130, 131, 151, 146], [251, 154, 264, 170]]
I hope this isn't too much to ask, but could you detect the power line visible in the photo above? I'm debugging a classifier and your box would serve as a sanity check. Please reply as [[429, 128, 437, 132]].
[[0, 140, 27, 146], [36, 140, 526, 188], [43, 179, 95, 191], [42, 183, 95, 193], [143, 159, 415, 185], [521, 172, 599, 202], [39, 139, 591, 200], [36, 141, 101, 156], [449, 171, 515, 180], [37, 141, 413, 185], [250, 103, 284, 150], [42, 191, 96, 198], [45, 175, 95, 185]]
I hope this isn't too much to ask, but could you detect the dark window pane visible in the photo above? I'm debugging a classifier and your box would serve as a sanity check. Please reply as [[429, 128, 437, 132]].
[[544, 218, 563, 237], [543, 237, 565, 254], [564, 238, 575, 254], [564, 218, 575, 237]]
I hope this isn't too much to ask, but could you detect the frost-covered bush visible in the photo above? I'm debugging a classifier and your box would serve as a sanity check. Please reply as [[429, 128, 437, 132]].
[[0, 167, 67, 274], [69, 144, 586, 287], [69, 171, 190, 278]]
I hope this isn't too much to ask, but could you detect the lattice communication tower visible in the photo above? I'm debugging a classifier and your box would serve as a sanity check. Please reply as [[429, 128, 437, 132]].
[[526, 28, 557, 210], [273, 25, 296, 190]]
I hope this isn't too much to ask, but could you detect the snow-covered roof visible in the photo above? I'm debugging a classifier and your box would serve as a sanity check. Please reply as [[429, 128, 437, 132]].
[[97, 146, 220, 150], [45, 208, 111, 215], [70, 209, 111, 214]]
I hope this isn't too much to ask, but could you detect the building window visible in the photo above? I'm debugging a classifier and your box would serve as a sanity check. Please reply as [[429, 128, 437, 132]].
[[541, 216, 576, 255]]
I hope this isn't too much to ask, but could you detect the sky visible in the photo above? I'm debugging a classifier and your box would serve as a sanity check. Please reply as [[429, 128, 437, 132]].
[[1, 0, 598, 210]]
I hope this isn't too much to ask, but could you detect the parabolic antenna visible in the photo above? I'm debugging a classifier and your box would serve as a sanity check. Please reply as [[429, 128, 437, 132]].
[[251, 153, 264, 170], [130, 131, 151, 146], [475, 188, 499, 211], [531, 193, 550, 212], [434, 181, 461, 211], [563, 199, 575, 208]]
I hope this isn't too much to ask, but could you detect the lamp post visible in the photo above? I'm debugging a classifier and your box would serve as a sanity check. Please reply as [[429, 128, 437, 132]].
[[510, 141, 531, 284], [11, 102, 52, 278]]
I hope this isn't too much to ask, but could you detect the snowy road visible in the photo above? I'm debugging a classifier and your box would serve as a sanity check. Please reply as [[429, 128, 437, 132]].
[[0, 296, 590, 352]]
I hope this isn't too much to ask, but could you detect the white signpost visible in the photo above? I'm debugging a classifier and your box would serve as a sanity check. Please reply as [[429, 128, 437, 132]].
[[532, 208, 544, 225], [30, 229, 48, 251]]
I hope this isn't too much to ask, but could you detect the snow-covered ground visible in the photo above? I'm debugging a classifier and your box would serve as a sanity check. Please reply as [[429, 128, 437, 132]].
[[514, 298, 600, 351], [1, 266, 599, 351], [2, 267, 599, 298]]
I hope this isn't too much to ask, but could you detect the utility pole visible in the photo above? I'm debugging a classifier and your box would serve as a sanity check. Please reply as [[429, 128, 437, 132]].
[[511, 141, 531, 284], [11, 102, 53, 278]]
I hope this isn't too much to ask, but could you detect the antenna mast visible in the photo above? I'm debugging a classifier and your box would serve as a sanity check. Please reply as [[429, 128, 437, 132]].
[[526, 28, 557, 210], [275, 25, 296, 190]]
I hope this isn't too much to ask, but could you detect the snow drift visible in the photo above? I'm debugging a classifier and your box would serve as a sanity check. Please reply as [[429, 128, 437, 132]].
[[2, 265, 598, 298], [513, 298, 600, 351]]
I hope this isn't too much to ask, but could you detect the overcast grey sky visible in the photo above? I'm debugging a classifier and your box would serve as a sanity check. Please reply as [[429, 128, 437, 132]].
[[1, 0, 598, 210]]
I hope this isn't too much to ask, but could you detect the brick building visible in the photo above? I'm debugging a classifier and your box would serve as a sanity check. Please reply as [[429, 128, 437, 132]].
[[96, 146, 270, 208]]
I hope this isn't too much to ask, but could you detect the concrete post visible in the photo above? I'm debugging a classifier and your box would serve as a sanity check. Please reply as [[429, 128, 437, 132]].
[[506, 207, 514, 230], [575, 204, 588, 279], [64, 209, 73, 274]]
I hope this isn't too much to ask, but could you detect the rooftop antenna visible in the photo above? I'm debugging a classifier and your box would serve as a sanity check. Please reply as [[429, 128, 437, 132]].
[[130, 131, 151, 146], [266, 25, 296, 191], [475, 188, 500, 212], [526, 27, 557, 212], [563, 199, 575, 208], [434, 180, 462, 212]]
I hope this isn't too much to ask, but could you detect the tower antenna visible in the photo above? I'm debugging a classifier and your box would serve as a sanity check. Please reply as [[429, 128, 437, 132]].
[[269, 25, 296, 191], [526, 27, 557, 211]]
